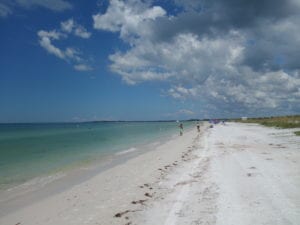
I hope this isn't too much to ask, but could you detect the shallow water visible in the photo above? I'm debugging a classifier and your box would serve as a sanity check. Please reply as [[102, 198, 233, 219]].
[[0, 121, 194, 190]]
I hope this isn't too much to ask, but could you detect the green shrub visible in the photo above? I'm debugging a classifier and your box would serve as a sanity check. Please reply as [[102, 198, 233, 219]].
[[233, 115, 300, 129]]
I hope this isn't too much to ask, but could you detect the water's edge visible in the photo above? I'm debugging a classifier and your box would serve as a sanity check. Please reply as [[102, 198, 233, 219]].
[[0, 125, 196, 217], [0, 121, 195, 190]]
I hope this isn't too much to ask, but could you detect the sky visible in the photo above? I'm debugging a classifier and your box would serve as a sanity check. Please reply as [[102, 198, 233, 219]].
[[0, 0, 299, 122]]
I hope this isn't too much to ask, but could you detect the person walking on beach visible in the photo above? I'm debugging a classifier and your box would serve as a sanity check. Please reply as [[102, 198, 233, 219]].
[[196, 122, 200, 133], [179, 123, 183, 136]]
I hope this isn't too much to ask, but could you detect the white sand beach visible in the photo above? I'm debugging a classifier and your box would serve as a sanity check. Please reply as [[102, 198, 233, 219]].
[[1, 122, 299, 225]]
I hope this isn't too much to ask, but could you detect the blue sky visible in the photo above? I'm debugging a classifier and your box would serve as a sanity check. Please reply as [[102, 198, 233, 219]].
[[0, 0, 299, 122]]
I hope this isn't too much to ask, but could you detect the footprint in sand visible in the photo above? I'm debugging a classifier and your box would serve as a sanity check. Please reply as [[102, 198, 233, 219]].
[[144, 192, 153, 198], [261, 152, 269, 155], [115, 209, 141, 218], [115, 210, 130, 218], [247, 172, 260, 177], [131, 199, 147, 205], [175, 179, 197, 186]]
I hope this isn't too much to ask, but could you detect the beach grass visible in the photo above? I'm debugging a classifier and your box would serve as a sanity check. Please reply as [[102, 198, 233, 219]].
[[234, 115, 300, 129], [295, 131, 300, 136]]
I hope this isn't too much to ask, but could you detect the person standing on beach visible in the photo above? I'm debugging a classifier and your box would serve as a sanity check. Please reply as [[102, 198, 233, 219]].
[[179, 123, 183, 136]]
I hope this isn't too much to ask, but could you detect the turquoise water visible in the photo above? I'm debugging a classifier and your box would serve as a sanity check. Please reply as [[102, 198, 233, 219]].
[[0, 121, 193, 190]]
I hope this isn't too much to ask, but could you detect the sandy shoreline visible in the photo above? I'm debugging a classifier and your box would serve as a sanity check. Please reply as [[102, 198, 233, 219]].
[[0, 128, 181, 217], [1, 122, 299, 225], [0, 125, 201, 225]]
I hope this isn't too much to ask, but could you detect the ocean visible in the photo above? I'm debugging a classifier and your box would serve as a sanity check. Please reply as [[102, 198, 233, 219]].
[[0, 121, 194, 190]]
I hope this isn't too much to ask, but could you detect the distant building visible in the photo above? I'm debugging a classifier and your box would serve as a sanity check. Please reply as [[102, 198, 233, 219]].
[[241, 117, 248, 121]]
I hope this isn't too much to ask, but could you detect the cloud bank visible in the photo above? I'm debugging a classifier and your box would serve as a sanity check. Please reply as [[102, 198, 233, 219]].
[[93, 0, 300, 117]]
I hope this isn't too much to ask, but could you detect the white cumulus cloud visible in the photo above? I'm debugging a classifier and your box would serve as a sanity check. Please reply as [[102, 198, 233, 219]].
[[74, 26, 92, 39], [109, 31, 244, 85], [37, 30, 66, 59], [61, 18, 74, 33], [93, 0, 166, 42], [37, 30, 81, 62], [61, 18, 92, 39], [74, 64, 93, 71], [93, 0, 300, 117], [38, 18, 92, 71]]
